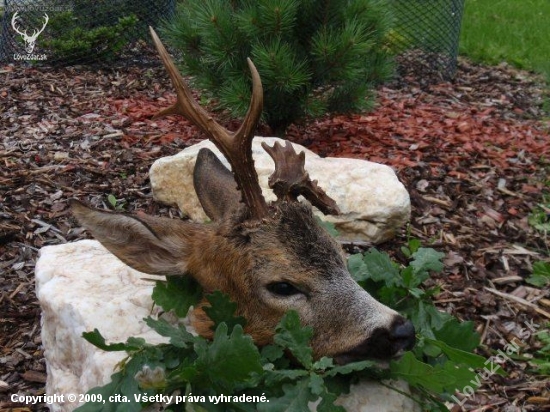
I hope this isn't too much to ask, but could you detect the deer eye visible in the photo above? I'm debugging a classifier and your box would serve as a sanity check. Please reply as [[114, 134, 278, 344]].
[[267, 282, 301, 296]]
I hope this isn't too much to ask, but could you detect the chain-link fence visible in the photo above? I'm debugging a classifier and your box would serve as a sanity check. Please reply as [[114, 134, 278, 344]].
[[388, 0, 465, 80], [0, 0, 464, 78], [0, 0, 175, 66]]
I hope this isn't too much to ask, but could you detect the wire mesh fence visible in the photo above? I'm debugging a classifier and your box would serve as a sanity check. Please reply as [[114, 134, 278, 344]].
[[388, 0, 466, 80], [0, 0, 464, 78], [0, 0, 175, 66]]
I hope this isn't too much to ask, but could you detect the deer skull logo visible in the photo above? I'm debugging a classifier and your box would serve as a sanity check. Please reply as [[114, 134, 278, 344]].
[[11, 12, 49, 54]]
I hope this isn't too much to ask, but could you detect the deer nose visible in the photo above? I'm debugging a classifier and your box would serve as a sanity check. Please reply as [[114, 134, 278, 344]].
[[390, 319, 416, 355], [333, 317, 417, 364]]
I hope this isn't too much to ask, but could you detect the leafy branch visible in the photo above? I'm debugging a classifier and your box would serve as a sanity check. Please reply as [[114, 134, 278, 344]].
[[76, 240, 488, 411]]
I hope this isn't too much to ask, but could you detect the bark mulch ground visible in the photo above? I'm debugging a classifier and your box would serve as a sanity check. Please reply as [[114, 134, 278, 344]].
[[1, 56, 549, 411]]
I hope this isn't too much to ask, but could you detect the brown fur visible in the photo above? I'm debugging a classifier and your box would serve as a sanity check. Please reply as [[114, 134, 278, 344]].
[[72, 198, 408, 361]]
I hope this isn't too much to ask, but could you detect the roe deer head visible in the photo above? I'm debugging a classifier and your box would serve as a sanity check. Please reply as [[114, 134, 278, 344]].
[[71, 28, 415, 364]]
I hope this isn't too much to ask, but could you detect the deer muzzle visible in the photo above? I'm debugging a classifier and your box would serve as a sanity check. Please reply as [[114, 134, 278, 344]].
[[333, 316, 416, 365]]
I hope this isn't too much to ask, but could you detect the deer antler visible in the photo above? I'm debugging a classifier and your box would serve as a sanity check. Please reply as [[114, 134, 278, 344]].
[[11, 12, 27, 37], [34, 14, 49, 38], [149, 27, 268, 220], [11, 12, 48, 39], [262, 141, 340, 215]]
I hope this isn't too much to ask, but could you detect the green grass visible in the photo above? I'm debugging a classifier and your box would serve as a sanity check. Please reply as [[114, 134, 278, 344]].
[[460, 0, 550, 81]]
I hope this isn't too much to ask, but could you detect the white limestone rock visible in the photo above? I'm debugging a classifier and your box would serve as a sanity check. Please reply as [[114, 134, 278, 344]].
[[150, 137, 410, 244], [35, 240, 165, 412], [36, 241, 419, 412]]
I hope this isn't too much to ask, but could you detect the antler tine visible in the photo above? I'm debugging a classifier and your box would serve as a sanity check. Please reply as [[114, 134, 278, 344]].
[[149, 27, 227, 137], [36, 14, 49, 36], [262, 141, 340, 216], [11, 13, 26, 36], [149, 27, 268, 219]]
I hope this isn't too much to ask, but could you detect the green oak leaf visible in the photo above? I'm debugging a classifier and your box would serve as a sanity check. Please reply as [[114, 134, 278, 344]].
[[82, 329, 145, 352], [274, 311, 313, 369], [257, 379, 316, 412], [390, 351, 448, 393], [410, 248, 445, 281], [204, 290, 246, 332], [433, 318, 480, 353], [195, 323, 262, 392], [359, 248, 401, 284], [152, 276, 202, 317], [144, 316, 195, 348], [527, 261, 550, 287]]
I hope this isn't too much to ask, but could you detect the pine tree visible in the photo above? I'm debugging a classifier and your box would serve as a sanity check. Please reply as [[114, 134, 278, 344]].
[[162, 0, 393, 134]]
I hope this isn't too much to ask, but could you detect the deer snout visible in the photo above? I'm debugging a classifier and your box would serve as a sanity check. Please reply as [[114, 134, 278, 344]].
[[333, 316, 416, 364], [389, 318, 416, 356]]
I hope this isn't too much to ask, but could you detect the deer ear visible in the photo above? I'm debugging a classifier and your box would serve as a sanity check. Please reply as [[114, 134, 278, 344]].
[[70, 200, 201, 276], [194, 148, 241, 221]]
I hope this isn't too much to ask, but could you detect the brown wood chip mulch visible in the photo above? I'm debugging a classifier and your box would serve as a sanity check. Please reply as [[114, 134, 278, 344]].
[[1, 56, 549, 411]]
